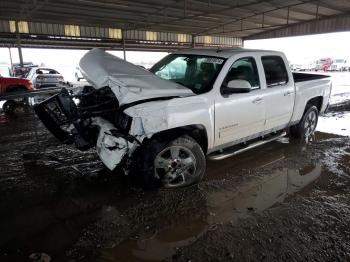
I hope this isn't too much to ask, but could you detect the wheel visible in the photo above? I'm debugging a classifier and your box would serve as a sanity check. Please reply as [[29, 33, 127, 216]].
[[133, 135, 206, 189], [2, 100, 16, 113], [290, 105, 319, 138], [2, 100, 26, 116]]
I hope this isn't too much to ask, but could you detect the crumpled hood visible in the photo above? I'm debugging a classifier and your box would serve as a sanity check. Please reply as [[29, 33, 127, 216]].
[[79, 48, 194, 105]]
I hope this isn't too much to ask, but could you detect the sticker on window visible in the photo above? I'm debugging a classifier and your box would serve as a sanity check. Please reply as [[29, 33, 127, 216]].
[[203, 58, 224, 64]]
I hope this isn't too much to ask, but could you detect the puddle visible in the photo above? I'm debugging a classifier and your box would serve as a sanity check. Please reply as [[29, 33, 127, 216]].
[[100, 165, 322, 261]]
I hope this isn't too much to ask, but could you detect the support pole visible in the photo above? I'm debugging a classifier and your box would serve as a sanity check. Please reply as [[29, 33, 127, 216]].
[[15, 21, 24, 67], [192, 35, 196, 48], [8, 47, 13, 69], [122, 30, 126, 61]]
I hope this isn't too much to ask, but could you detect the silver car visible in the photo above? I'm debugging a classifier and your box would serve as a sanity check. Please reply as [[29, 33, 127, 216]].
[[75, 66, 84, 81], [27, 67, 64, 88]]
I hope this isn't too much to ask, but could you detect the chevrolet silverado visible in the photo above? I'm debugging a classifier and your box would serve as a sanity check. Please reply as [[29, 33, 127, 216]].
[[34, 48, 332, 188]]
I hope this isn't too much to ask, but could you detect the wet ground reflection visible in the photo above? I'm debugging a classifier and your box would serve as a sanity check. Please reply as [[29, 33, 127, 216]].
[[101, 165, 322, 261], [0, 103, 348, 261]]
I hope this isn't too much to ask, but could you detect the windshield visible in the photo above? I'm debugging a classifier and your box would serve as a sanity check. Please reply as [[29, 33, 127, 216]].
[[150, 54, 226, 94]]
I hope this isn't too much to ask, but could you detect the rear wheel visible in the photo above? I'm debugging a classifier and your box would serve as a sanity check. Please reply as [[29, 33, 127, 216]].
[[2, 100, 26, 115], [290, 105, 319, 138], [3, 100, 16, 113], [133, 135, 206, 189]]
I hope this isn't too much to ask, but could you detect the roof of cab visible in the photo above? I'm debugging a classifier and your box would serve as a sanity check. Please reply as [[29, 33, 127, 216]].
[[173, 48, 282, 58]]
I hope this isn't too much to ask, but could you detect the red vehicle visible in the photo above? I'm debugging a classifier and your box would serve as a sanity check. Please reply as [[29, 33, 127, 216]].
[[0, 75, 33, 114], [315, 58, 333, 71], [0, 75, 33, 94]]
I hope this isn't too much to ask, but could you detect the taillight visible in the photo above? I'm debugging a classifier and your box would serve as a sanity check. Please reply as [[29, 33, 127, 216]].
[[37, 75, 44, 80]]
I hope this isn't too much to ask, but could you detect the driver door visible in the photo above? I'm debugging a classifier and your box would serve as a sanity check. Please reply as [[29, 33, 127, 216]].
[[214, 56, 266, 147]]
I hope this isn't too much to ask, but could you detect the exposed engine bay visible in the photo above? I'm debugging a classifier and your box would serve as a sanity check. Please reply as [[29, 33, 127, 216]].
[[34, 86, 141, 170]]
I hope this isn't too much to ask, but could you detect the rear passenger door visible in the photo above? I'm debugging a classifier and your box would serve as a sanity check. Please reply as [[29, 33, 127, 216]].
[[261, 56, 295, 130]]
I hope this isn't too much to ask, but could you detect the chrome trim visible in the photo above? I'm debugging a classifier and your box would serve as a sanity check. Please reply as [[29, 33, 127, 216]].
[[208, 131, 287, 160]]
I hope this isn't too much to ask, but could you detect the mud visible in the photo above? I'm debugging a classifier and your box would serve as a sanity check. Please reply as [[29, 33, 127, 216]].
[[0, 89, 350, 261]]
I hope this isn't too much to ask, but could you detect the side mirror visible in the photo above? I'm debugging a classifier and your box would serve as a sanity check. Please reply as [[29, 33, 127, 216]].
[[222, 79, 252, 94]]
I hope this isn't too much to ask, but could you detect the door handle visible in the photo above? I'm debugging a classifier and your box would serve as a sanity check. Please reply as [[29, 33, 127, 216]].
[[252, 97, 263, 104], [284, 91, 293, 96]]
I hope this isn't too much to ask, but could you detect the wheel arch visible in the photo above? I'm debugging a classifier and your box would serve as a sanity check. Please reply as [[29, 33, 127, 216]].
[[306, 96, 323, 112], [6, 85, 27, 92], [147, 124, 209, 154]]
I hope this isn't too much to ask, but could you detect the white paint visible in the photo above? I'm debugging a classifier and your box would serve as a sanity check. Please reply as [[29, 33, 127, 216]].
[[82, 48, 332, 170], [79, 48, 193, 105], [94, 117, 136, 170]]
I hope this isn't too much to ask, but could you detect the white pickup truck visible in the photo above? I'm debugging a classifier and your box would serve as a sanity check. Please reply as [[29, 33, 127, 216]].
[[34, 48, 332, 188]]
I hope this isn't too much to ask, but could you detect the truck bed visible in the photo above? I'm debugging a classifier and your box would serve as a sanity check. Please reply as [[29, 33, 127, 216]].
[[293, 72, 330, 83]]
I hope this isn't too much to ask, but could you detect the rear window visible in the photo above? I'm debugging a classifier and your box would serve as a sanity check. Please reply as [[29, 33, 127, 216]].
[[261, 56, 288, 87], [36, 68, 59, 74]]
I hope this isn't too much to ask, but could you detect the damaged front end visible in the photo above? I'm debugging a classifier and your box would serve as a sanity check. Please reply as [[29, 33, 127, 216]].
[[34, 86, 140, 170]]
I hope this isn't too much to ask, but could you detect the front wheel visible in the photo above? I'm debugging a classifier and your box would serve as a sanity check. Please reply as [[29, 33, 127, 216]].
[[133, 135, 206, 189], [290, 105, 319, 138]]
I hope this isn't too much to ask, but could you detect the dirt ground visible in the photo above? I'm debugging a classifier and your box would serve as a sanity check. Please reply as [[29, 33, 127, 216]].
[[0, 74, 350, 262]]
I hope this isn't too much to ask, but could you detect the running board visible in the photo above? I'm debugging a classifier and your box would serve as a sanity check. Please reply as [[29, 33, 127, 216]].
[[208, 131, 287, 161]]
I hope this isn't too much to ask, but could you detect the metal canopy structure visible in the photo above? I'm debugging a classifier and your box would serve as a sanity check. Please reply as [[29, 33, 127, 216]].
[[1, 0, 350, 51]]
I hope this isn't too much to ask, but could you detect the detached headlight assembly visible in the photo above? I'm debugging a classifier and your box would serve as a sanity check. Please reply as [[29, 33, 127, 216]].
[[115, 112, 132, 132]]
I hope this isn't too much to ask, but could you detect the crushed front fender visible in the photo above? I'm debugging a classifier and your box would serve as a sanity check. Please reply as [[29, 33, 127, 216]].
[[93, 117, 141, 170]]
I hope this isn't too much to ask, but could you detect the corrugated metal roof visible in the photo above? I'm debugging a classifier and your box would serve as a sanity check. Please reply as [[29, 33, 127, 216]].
[[0, 0, 350, 38]]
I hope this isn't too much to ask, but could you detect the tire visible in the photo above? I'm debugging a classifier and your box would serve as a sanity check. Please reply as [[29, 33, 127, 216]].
[[290, 105, 319, 139], [5, 85, 29, 105], [132, 135, 206, 189], [2, 100, 26, 116], [3, 100, 16, 113]]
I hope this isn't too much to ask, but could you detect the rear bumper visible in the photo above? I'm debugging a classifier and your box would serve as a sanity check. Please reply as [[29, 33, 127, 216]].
[[35, 83, 61, 88]]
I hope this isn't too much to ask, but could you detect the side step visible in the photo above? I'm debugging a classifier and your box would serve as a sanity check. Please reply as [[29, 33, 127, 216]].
[[208, 131, 287, 161]]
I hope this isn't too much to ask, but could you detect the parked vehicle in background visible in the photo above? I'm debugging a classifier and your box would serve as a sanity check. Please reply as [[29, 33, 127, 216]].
[[27, 67, 64, 88], [0, 75, 33, 113], [308, 61, 317, 71], [290, 63, 312, 71], [290, 64, 302, 71], [328, 59, 347, 71], [0, 76, 32, 94], [12, 62, 38, 78], [343, 60, 350, 71], [75, 67, 84, 81], [34, 48, 332, 189], [315, 58, 333, 71]]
